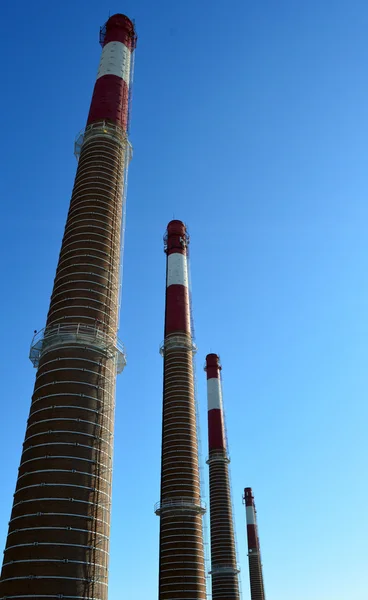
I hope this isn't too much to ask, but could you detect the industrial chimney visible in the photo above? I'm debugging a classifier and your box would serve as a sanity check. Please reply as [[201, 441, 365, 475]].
[[243, 487, 266, 600], [155, 221, 207, 600], [205, 353, 240, 600], [0, 14, 137, 600]]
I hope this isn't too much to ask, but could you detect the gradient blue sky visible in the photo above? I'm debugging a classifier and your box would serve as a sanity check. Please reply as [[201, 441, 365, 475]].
[[0, 1, 367, 598]]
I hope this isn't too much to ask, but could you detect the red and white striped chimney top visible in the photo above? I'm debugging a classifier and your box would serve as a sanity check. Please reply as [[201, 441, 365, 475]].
[[244, 487, 255, 507], [166, 220, 188, 255], [87, 13, 137, 130], [205, 353, 221, 379], [206, 353, 226, 452], [244, 487, 259, 550], [101, 14, 137, 49], [164, 220, 191, 337]]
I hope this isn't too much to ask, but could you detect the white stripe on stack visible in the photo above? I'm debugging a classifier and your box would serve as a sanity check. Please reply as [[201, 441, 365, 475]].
[[97, 41, 131, 83], [246, 506, 256, 525], [167, 253, 189, 288], [207, 378, 222, 410]]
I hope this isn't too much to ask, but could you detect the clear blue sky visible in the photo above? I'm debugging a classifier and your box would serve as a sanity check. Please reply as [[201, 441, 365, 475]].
[[0, 1, 367, 598]]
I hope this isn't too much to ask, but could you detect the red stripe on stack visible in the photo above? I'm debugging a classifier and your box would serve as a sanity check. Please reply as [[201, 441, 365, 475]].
[[244, 487, 254, 507], [166, 220, 186, 255], [87, 76, 129, 129], [103, 13, 137, 48], [208, 409, 225, 450], [206, 353, 220, 379], [165, 286, 190, 335], [247, 525, 257, 549]]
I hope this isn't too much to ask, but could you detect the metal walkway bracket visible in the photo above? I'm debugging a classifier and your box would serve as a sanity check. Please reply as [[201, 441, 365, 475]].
[[159, 335, 197, 356], [154, 497, 206, 516], [74, 120, 133, 160], [30, 324, 126, 373], [209, 564, 241, 575]]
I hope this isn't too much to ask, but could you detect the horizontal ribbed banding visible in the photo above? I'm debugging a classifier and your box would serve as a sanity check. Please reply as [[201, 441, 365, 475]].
[[0, 131, 125, 600], [158, 222, 206, 599], [87, 14, 137, 130], [207, 355, 240, 600], [0, 12, 135, 597], [248, 556, 266, 600], [243, 488, 266, 600]]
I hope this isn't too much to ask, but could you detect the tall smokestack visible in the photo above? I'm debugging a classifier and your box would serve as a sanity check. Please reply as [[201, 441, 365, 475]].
[[0, 14, 137, 600], [205, 354, 240, 600], [155, 220, 207, 600], [243, 488, 266, 600]]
